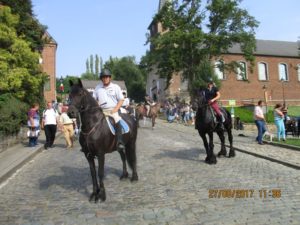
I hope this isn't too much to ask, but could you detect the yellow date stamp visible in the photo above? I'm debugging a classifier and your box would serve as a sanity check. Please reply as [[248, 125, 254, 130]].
[[208, 189, 281, 199]]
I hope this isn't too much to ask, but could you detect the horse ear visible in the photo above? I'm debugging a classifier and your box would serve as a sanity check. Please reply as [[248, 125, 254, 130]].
[[78, 78, 83, 88], [69, 80, 74, 87]]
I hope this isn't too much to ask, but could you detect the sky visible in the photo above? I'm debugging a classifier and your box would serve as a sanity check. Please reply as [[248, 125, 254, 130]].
[[31, 0, 300, 78]]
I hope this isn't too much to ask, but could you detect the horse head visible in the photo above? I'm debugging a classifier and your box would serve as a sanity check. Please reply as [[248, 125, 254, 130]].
[[191, 89, 206, 111], [68, 78, 95, 117]]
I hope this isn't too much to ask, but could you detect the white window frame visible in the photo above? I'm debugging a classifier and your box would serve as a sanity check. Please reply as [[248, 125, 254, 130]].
[[297, 64, 300, 81], [278, 63, 288, 81], [237, 61, 247, 80], [214, 60, 225, 80], [258, 62, 268, 81]]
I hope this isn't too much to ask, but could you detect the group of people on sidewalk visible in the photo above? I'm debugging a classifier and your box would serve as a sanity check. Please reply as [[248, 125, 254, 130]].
[[254, 100, 287, 145], [27, 101, 78, 149]]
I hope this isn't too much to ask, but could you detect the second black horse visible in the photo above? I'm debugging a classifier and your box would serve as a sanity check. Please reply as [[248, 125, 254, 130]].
[[192, 90, 235, 164]]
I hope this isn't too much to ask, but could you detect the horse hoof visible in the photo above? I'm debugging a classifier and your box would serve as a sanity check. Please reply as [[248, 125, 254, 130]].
[[120, 172, 129, 180], [229, 151, 236, 158], [131, 173, 138, 182], [217, 151, 227, 158]]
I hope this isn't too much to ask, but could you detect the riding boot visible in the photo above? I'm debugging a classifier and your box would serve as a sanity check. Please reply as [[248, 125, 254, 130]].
[[217, 115, 224, 130], [116, 122, 125, 149]]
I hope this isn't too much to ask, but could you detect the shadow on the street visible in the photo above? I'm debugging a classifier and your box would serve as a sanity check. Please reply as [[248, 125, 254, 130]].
[[38, 164, 126, 197], [153, 147, 206, 162]]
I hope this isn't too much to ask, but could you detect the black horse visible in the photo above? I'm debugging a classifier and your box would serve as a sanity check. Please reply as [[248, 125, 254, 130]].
[[192, 90, 235, 164], [68, 79, 138, 202]]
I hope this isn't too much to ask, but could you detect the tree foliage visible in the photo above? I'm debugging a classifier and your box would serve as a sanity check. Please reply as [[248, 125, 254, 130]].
[[0, 6, 46, 104], [145, 0, 259, 94], [104, 56, 147, 102], [0, 0, 47, 51]]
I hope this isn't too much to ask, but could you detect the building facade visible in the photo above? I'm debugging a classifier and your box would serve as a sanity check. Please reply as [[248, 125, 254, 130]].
[[41, 32, 57, 103], [147, 1, 300, 106]]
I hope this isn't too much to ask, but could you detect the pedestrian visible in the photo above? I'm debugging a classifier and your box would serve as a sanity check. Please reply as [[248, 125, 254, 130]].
[[41, 101, 60, 149], [254, 100, 266, 145], [59, 106, 75, 149], [27, 103, 40, 147], [93, 69, 125, 149], [273, 103, 286, 141], [121, 91, 130, 113]]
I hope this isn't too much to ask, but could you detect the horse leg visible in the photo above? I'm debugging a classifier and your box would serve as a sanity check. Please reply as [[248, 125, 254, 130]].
[[208, 132, 217, 164], [85, 153, 100, 202], [216, 130, 227, 157], [97, 154, 106, 202], [227, 127, 235, 157], [118, 149, 129, 180], [152, 116, 155, 129], [125, 143, 138, 182], [199, 132, 210, 163], [143, 116, 146, 126]]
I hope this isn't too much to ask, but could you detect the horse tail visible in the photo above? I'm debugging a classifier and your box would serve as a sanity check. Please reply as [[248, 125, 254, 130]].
[[125, 118, 138, 170]]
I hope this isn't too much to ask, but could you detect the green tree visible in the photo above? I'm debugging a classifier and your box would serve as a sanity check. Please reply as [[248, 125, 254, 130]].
[[0, 0, 47, 51], [90, 54, 94, 75], [95, 54, 99, 78], [0, 6, 45, 104], [85, 58, 90, 73], [146, 0, 258, 94], [104, 56, 146, 102]]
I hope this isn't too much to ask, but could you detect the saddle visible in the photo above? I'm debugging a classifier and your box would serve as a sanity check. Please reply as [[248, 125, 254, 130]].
[[106, 117, 130, 135]]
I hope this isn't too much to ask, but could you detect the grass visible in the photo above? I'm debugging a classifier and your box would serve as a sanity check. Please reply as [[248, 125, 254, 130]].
[[285, 106, 300, 117], [266, 137, 300, 148]]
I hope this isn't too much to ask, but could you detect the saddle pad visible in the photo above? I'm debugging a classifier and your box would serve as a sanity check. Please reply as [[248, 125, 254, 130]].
[[106, 118, 130, 135]]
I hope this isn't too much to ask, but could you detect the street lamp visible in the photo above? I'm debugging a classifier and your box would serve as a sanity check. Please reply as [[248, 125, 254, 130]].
[[262, 85, 268, 122], [59, 76, 64, 101], [280, 78, 286, 107]]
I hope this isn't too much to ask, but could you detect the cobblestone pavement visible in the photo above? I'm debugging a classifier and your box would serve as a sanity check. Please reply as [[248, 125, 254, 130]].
[[162, 120, 300, 169], [0, 119, 299, 225]]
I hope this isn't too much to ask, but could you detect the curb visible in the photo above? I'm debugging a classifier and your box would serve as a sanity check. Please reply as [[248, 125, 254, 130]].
[[225, 144, 300, 170], [0, 145, 44, 184], [0, 132, 63, 184]]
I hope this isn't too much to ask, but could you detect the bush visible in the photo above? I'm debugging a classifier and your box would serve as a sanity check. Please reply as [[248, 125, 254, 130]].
[[0, 94, 28, 135], [226, 106, 274, 123]]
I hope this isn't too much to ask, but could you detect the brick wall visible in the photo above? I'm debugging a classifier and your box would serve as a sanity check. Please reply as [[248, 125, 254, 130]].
[[220, 54, 300, 106], [41, 42, 57, 103]]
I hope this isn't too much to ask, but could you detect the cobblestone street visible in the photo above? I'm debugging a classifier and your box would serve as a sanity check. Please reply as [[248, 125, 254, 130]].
[[0, 119, 299, 225]]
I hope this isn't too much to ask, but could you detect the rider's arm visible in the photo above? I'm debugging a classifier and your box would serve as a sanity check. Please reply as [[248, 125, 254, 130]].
[[211, 91, 221, 102], [112, 99, 124, 114]]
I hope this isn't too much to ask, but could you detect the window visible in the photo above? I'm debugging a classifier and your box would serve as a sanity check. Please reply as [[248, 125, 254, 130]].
[[237, 61, 246, 80], [44, 76, 50, 91], [214, 60, 225, 80], [298, 64, 300, 81], [278, 63, 288, 81], [258, 62, 268, 80]]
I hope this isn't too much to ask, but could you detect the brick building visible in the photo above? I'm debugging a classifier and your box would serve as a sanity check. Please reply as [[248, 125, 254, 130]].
[[146, 0, 300, 106], [40, 32, 57, 103]]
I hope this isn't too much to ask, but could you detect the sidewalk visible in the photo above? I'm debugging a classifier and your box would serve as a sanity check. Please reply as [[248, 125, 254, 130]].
[[0, 131, 61, 184], [159, 119, 300, 170]]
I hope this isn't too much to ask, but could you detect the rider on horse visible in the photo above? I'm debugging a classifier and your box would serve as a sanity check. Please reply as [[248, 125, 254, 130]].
[[204, 79, 225, 130], [145, 94, 154, 116], [93, 69, 125, 149]]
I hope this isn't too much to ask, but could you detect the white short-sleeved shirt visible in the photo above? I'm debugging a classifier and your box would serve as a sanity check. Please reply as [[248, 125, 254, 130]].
[[43, 108, 59, 125], [254, 106, 264, 120], [122, 97, 130, 107], [93, 82, 124, 109]]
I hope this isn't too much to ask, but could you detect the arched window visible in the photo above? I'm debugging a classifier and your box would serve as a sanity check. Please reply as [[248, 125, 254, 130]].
[[258, 62, 268, 80], [278, 63, 288, 81], [237, 61, 247, 80], [214, 60, 225, 80]]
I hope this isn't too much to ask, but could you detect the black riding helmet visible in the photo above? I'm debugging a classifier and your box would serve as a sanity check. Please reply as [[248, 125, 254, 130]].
[[99, 69, 112, 79]]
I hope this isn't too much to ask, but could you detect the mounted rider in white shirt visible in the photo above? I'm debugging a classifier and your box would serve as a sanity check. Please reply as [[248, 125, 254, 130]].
[[93, 69, 125, 149]]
